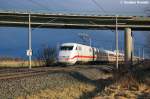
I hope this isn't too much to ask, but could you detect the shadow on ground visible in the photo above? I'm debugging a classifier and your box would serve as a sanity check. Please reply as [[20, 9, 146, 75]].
[[134, 67, 150, 86], [69, 71, 113, 99], [137, 92, 150, 99]]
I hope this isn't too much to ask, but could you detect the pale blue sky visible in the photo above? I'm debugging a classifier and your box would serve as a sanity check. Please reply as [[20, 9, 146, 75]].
[[0, 0, 149, 15]]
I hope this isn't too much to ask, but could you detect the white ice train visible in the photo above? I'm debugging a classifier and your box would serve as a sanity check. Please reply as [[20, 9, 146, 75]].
[[58, 43, 125, 64]]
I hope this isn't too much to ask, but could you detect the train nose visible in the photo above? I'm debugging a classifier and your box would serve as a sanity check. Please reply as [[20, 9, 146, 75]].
[[58, 55, 69, 62], [58, 51, 76, 64], [58, 55, 76, 64]]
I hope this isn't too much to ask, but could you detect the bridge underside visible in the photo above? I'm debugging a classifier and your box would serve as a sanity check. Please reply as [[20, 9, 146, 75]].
[[0, 11, 150, 31]]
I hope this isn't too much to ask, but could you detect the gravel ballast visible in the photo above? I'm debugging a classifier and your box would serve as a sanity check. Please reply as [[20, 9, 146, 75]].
[[0, 73, 80, 99], [0, 66, 112, 99]]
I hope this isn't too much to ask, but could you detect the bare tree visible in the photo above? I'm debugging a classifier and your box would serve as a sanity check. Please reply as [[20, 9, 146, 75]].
[[36, 46, 57, 66]]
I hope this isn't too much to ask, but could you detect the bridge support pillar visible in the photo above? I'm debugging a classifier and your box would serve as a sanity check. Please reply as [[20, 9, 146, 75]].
[[124, 28, 133, 65]]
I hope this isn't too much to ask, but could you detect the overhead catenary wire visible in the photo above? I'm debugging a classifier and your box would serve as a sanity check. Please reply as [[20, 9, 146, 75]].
[[90, 0, 116, 33], [91, 0, 119, 68], [26, 0, 51, 11], [26, 0, 62, 30], [32, 18, 58, 31], [91, 0, 107, 14]]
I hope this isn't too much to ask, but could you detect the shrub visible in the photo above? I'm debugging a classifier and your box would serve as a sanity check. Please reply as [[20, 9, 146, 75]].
[[36, 46, 57, 66]]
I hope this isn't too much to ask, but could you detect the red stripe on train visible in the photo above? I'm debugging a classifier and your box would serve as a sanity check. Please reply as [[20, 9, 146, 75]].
[[65, 55, 96, 60]]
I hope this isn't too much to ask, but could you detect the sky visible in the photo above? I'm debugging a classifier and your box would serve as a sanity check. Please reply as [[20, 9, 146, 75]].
[[0, 0, 149, 59], [0, 0, 149, 15]]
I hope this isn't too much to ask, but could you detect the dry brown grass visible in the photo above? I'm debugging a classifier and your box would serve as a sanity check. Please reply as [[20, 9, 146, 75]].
[[17, 82, 95, 99], [0, 61, 43, 67], [97, 83, 150, 99], [94, 62, 150, 99]]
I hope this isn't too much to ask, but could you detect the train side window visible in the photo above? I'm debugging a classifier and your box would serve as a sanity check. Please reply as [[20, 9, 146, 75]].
[[60, 46, 73, 50]]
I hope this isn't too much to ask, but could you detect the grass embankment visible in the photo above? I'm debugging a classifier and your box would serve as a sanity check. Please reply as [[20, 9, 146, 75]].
[[0, 61, 43, 67], [18, 82, 95, 99], [95, 61, 150, 99]]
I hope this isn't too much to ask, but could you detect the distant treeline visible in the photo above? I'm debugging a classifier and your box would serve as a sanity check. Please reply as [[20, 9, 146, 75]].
[[0, 56, 24, 61]]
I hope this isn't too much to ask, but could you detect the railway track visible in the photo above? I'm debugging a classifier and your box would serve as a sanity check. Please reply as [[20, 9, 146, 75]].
[[0, 65, 113, 80], [0, 66, 79, 80], [0, 70, 48, 80]]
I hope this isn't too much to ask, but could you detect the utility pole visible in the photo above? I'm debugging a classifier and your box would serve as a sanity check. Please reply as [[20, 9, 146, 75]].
[[115, 15, 119, 69], [138, 47, 141, 58], [56, 42, 60, 62], [28, 14, 32, 69], [142, 48, 145, 60], [131, 32, 134, 66]]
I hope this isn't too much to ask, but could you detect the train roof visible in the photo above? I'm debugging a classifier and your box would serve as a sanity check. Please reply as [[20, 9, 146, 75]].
[[99, 49, 124, 55], [61, 43, 77, 46], [60, 42, 90, 47], [60, 43, 124, 55], [99, 49, 115, 54]]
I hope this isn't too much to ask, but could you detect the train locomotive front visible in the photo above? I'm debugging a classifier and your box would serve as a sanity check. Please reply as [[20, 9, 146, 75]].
[[58, 43, 95, 64], [58, 43, 78, 64]]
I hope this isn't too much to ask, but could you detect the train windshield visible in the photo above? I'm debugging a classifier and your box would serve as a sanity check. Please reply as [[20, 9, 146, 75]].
[[60, 46, 74, 50]]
